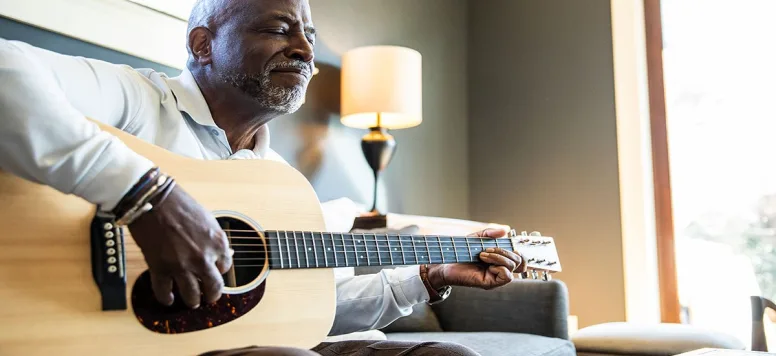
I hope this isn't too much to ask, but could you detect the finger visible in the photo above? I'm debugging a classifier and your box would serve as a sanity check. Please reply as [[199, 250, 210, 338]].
[[488, 265, 513, 286], [150, 272, 175, 306], [200, 264, 225, 304], [468, 227, 508, 238], [174, 272, 202, 309], [480, 250, 517, 272], [216, 247, 234, 275], [486, 247, 523, 270]]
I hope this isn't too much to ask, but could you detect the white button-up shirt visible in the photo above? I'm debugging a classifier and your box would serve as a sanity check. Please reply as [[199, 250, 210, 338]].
[[0, 38, 429, 337]]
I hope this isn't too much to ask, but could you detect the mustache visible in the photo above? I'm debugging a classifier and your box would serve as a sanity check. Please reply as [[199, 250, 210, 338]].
[[266, 61, 312, 77]]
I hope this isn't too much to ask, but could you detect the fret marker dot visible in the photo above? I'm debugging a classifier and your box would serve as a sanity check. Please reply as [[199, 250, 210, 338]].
[[360, 255, 363, 259], [308, 248, 312, 251], [328, 248, 331, 251]]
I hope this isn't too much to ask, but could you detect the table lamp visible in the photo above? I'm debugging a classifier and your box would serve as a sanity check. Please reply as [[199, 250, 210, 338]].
[[340, 45, 422, 228]]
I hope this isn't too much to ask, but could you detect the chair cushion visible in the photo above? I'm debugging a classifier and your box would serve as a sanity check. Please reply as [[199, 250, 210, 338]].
[[386, 332, 575, 356], [572, 322, 746, 356]]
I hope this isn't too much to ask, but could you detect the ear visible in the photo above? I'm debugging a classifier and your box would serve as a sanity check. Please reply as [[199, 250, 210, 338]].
[[189, 27, 214, 65]]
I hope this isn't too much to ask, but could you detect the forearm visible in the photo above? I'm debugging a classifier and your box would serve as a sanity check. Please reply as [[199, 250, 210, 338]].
[[0, 39, 153, 210], [328, 266, 429, 336]]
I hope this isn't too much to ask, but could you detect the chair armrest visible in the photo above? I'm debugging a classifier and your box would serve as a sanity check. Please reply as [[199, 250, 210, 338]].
[[430, 279, 570, 339]]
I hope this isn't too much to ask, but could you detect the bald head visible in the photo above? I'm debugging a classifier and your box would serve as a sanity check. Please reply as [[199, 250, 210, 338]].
[[184, 0, 316, 115]]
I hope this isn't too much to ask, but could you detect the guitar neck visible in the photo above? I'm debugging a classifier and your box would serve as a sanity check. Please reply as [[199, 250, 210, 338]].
[[262, 231, 512, 269]]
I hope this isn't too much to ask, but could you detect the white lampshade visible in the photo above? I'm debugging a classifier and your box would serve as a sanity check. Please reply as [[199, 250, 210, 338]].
[[340, 45, 422, 130]]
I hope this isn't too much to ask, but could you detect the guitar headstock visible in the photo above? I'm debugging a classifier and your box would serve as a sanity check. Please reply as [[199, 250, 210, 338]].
[[508, 229, 561, 281]]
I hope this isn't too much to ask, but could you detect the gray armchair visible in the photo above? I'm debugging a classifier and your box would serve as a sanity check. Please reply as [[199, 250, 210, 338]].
[[356, 266, 576, 356]]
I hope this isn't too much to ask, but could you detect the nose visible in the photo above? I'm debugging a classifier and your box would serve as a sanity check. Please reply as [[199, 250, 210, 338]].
[[286, 34, 315, 65]]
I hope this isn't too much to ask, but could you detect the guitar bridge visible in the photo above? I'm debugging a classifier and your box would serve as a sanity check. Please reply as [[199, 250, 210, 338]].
[[90, 212, 127, 311]]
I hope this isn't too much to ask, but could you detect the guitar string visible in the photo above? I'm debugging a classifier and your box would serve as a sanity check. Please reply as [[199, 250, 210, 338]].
[[116, 233, 543, 268], [121, 250, 547, 268], [118, 233, 517, 248], [121, 230, 528, 242]]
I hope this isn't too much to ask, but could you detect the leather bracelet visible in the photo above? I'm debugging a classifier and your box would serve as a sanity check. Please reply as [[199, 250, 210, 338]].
[[115, 173, 173, 226], [419, 264, 452, 305], [113, 167, 160, 218]]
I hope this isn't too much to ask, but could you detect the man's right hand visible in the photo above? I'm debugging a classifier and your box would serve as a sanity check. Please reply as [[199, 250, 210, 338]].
[[127, 185, 232, 309]]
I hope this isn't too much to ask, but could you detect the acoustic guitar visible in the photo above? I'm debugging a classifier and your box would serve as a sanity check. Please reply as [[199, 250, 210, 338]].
[[0, 123, 562, 355]]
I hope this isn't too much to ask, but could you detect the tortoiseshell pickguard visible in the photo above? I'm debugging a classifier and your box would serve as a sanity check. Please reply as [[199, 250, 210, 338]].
[[131, 271, 266, 334]]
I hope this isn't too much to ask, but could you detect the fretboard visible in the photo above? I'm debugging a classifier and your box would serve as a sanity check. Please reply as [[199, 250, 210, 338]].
[[264, 231, 513, 269]]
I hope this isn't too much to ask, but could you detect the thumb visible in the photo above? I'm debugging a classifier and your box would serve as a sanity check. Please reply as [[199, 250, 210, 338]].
[[469, 227, 508, 238]]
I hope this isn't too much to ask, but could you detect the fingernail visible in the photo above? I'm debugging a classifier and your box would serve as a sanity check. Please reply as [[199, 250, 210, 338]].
[[486, 248, 495, 253], [480, 252, 490, 257]]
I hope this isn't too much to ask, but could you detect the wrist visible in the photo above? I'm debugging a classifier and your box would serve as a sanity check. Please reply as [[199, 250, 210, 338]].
[[420, 264, 452, 305], [426, 264, 448, 290]]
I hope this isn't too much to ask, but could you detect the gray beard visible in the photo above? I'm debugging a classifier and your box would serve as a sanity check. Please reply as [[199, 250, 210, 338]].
[[220, 65, 307, 114]]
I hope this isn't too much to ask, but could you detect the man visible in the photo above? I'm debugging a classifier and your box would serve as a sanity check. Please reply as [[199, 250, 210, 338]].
[[0, 0, 526, 355]]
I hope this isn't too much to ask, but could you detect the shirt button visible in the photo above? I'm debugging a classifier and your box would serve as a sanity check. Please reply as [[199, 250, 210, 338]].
[[211, 129, 219, 136]]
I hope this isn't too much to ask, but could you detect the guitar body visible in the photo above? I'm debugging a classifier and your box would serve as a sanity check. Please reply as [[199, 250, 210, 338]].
[[0, 126, 336, 355]]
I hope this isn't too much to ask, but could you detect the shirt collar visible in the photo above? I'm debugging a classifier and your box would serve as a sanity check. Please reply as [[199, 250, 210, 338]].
[[167, 67, 218, 128], [167, 68, 271, 158]]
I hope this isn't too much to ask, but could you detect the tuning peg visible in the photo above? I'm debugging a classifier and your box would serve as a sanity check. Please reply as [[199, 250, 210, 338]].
[[531, 270, 539, 279], [529, 231, 542, 236], [542, 272, 552, 281], [520, 272, 529, 279], [508, 229, 518, 237]]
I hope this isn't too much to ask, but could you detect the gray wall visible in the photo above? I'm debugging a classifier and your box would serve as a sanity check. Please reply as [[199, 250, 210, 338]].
[[269, 0, 470, 219], [467, 0, 625, 328]]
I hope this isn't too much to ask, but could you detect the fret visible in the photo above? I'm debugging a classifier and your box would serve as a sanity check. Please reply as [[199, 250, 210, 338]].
[[272, 231, 285, 268], [301, 231, 310, 268], [453, 237, 469, 262], [284, 231, 292, 268], [424, 238, 431, 264], [339, 233, 349, 267], [480, 239, 486, 258], [313, 232, 326, 267], [351, 233, 360, 266], [465, 238, 473, 261], [398, 235, 406, 264], [361, 234, 374, 266], [310, 232, 319, 267], [437, 236, 444, 264], [319, 233, 329, 267], [451, 238, 459, 262], [403, 235, 416, 264], [441, 236, 456, 262], [373, 234, 382, 265], [484, 238, 500, 251], [386, 234, 395, 265], [410, 235, 419, 264], [325, 233, 336, 267], [293, 231, 302, 268]]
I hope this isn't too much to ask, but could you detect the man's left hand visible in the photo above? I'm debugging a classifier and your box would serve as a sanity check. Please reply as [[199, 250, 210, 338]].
[[426, 228, 527, 291]]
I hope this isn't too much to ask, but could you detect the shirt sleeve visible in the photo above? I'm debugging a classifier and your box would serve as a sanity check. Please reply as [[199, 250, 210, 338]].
[[0, 38, 155, 211], [328, 266, 430, 336]]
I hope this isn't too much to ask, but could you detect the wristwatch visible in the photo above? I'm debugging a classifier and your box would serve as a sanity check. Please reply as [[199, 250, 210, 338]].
[[419, 264, 452, 305]]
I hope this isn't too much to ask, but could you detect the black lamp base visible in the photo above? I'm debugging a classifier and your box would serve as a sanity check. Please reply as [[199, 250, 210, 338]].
[[355, 126, 396, 230], [352, 213, 388, 230]]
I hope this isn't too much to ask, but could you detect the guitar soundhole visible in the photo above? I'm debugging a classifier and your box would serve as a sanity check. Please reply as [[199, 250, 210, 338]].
[[131, 214, 268, 334], [218, 216, 266, 290]]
